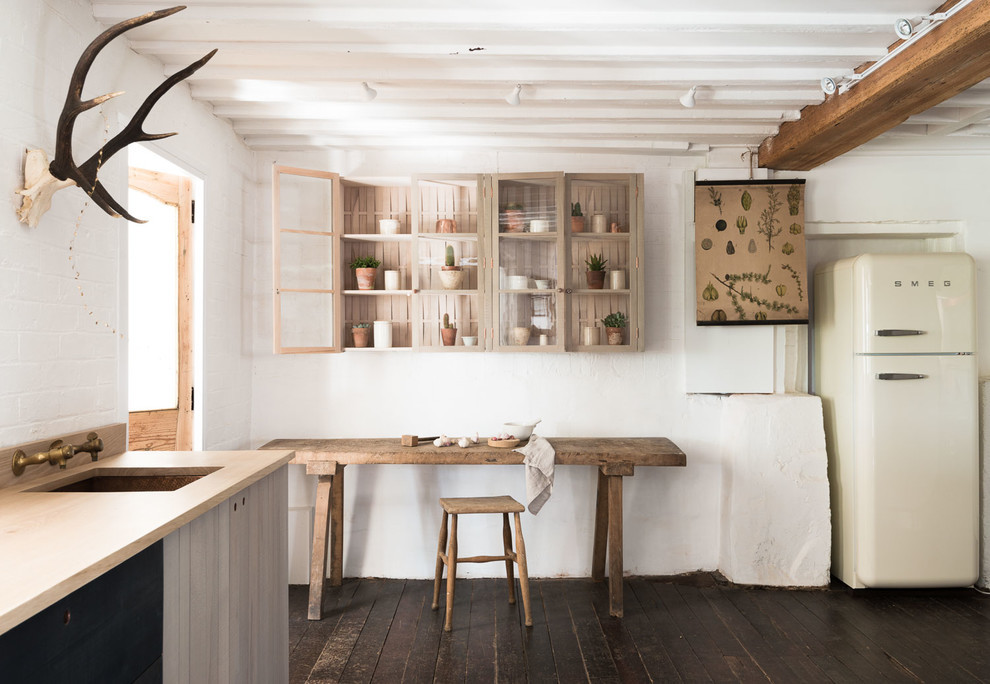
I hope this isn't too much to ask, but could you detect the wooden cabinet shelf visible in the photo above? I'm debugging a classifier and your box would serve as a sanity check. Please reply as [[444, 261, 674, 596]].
[[273, 167, 643, 353]]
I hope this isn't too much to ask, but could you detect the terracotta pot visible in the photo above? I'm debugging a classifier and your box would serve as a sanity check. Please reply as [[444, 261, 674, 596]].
[[440, 327, 457, 346], [586, 270, 606, 289], [571, 216, 585, 233], [436, 218, 457, 233], [352, 327, 371, 348], [505, 209, 525, 233], [439, 267, 464, 290], [355, 267, 376, 290], [605, 326, 624, 345]]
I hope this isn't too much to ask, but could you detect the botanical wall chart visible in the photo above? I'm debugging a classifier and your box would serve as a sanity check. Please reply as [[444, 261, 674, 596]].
[[694, 179, 808, 325]]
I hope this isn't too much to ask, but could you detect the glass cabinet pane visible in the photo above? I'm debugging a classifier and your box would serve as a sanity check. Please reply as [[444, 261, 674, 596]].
[[497, 178, 558, 234], [278, 172, 334, 232], [499, 292, 557, 347], [278, 292, 334, 349], [273, 166, 339, 353], [279, 231, 333, 290]]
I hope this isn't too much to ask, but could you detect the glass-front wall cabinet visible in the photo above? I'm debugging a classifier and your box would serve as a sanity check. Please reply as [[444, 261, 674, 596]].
[[414, 175, 486, 351], [567, 174, 643, 351], [272, 167, 642, 353], [491, 173, 566, 351], [272, 166, 340, 353]]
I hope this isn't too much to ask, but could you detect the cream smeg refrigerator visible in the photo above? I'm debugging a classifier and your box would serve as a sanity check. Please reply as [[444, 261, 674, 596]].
[[814, 253, 978, 588]]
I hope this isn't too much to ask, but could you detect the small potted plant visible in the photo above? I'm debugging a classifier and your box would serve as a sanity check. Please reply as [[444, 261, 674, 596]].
[[504, 202, 525, 233], [585, 252, 607, 289], [349, 255, 381, 290], [602, 311, 627, 345], [571, 202, 585, 233], [439, 244, 464, 290], [440, 313, 457, 346], [351, 322, 371, 348]]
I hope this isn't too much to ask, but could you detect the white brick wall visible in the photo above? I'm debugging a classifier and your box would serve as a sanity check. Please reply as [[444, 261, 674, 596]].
[[1, 0, 257, 449]]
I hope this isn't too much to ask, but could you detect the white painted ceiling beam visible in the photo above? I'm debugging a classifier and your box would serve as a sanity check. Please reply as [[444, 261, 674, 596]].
[[230, 118, 780, 137], [209, 101, 797, 122], [129, 40, 886, 62], [91, 5, 916, 31], [174, 64, 840, 83], [189, 80, 824, 106]]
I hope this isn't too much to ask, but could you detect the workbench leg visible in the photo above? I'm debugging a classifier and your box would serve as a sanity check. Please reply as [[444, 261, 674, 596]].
[[330, 464, 344, 587], [591, 468, 609, 582], [607, 474, 624, 617], [308, 473, 334, 620]]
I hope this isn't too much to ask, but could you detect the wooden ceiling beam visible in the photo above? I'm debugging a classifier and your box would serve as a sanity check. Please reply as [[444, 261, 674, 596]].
[[758, 0, 990, 170]]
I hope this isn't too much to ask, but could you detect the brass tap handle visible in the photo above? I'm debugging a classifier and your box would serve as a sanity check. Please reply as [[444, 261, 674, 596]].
[[47, 440, 75, 469], [72, 432, 104, 462], [10, 441, 76, 476]]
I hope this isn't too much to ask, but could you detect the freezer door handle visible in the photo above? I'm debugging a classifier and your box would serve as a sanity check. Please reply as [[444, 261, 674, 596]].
[[876, 372, 928, 381], [874, 329, 926, 336]]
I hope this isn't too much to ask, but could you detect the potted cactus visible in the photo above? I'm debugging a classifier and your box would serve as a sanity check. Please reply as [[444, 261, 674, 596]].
[[440, 313, 457, 346], [351, 322, 371, 348], [504, 201, 525, 232], [349, 255, 381, 290], [585, 252, 607, 289], [571, 202, 585, 233], [602, 311, 627, 345], [438, 244, 464, 290]]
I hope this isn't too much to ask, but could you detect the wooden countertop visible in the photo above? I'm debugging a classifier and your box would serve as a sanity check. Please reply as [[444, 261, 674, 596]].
[[263, 436, 686, 467], [0, 449, 294, 635]]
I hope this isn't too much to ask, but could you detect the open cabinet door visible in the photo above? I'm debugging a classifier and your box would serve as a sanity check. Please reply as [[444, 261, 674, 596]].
[[127, 167, 194, 450], [273, 165, 342, 353]]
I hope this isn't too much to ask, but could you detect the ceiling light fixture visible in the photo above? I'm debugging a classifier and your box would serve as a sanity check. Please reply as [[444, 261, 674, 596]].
[[505, 84, 522, 106], [819, 0, 970, 96], [679, 86, 698, 108], [361, 81, 377, 101], [894, 13, 947, 40]]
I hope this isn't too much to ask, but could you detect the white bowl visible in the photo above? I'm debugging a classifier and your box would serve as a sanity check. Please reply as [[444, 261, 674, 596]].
[[502, 420, 542, 441], [379, 218, 400, 234], [507, 275, 529, 290], [534, 279, 551, 290], [462, 336, 478, 347], [530, 219, 550, 233]]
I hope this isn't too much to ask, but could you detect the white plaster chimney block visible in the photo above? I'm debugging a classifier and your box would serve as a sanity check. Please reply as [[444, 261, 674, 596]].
[[719, 393, 830, 586]]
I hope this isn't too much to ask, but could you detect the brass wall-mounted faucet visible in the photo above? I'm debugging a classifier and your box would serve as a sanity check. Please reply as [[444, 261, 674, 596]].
[[11, 432, 104, 476]]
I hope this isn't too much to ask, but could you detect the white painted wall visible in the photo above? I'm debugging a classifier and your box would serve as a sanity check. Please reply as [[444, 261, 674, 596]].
[[251, 146, 990, 586], [0, 0, 256, 449]]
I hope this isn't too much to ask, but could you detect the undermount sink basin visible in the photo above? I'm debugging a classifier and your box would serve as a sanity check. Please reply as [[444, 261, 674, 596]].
[[30, 467, 222, 493]]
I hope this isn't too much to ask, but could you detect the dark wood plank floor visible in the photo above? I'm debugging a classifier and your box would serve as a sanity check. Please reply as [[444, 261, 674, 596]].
[[289, 574, 990, 683]]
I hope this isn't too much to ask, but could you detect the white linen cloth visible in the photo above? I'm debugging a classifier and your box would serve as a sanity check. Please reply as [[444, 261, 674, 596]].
[[515, 434, 555, 514]]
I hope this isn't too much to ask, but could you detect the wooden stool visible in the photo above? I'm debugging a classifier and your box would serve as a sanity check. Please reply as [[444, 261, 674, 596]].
[[432, 495, 532, 631]]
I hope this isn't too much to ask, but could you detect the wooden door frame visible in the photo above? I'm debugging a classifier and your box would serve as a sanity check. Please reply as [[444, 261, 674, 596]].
[[128, 167, 194, 450]]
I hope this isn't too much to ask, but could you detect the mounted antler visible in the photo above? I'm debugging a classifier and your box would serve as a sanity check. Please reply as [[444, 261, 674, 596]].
[[16, 6, 216, 227]]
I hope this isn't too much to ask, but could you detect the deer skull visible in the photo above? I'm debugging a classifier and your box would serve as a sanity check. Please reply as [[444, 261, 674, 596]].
[[15, 6, 215, 227]]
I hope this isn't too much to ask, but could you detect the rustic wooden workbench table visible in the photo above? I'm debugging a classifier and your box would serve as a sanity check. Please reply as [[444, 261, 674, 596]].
[[261, 437, 686, 619]]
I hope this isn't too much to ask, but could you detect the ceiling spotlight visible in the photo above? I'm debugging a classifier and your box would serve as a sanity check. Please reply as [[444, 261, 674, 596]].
[[894, 12, 947, 40], [505, 84, 522, 106], [679, 86, 697, 108], [820, 77, 837, 96], [894, 17, 917, 39], [361, 81, 377, 101]]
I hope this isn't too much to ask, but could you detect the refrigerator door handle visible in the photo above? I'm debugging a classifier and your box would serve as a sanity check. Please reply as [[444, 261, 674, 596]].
[[875, 329, 926, 336], [876, 372, 928, 381]]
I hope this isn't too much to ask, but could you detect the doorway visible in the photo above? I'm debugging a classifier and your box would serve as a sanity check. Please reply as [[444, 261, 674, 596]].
[[127, 167, 194, 450]]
